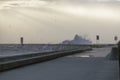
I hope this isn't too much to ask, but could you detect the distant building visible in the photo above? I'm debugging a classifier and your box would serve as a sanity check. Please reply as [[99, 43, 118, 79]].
[[62, 34, 92, 45]]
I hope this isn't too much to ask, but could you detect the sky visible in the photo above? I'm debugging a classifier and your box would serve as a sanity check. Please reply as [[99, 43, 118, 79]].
[[0, 0, 120, 44]]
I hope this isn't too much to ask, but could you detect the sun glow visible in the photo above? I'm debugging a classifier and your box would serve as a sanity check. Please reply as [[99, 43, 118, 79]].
[[58, 5, 120, 20]]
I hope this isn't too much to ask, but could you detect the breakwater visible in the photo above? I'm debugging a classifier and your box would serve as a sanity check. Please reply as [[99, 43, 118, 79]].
[[0, 46, 92, 72]]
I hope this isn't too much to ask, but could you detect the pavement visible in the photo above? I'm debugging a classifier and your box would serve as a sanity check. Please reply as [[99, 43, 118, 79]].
[[68, 47, 112, 57], [0, 47, 119, 80]]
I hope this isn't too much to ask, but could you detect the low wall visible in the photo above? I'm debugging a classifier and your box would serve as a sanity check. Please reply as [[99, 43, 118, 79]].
[[0, 50, 64, 62], [0, 48, 92, 72], [107, 47, 119, 60], [117, 42, 120, 71]]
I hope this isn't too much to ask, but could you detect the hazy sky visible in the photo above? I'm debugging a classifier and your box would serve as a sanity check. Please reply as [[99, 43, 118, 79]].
[[0, 0, 120, 44]]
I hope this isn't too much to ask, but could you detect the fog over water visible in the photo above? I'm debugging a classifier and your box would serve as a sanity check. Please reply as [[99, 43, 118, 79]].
[[0, 0, 120, 44]]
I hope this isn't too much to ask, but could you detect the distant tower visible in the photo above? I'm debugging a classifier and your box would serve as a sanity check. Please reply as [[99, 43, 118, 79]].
[[20, 37, 24, 46]]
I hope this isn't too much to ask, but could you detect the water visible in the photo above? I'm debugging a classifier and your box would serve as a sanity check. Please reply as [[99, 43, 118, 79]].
[[0, 44, 82, 57], [0, 44, 56, 57]]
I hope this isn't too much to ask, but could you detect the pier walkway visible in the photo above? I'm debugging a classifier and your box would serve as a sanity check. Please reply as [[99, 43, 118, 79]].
[[0, 47, 119, 80]]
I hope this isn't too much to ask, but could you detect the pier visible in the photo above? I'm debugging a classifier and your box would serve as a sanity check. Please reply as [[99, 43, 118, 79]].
[[0, 44, 119, 80]]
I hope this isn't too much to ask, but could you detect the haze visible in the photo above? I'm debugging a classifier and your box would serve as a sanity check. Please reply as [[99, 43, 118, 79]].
[[0, 0, 120, 44]]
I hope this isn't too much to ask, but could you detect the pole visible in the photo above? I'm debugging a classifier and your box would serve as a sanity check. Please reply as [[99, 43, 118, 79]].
[[20, 37, 24, 46], [96, 35, 100, 44], [114, 36, 118, 44]]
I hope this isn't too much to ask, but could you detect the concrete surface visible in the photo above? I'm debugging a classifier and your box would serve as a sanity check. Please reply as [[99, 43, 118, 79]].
[[0, 48, 91, 72], [0, 57, 119, 80], [68, 47, 112, 57], [0, 47, 119, 80]]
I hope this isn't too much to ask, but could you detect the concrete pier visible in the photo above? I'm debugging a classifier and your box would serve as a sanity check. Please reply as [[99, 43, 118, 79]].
[[0, 47, 119, 80], [0, 48, 91, 72]]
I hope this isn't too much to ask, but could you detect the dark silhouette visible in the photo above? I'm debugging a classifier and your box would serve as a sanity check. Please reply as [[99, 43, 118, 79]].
[[118, 41, 120, 71], [20, 37, 24, 46]]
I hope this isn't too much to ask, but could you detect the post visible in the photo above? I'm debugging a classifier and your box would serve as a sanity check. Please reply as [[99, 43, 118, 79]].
[[96, 35, 100, 45], [114, 36, 118, 44], [20, 37, 24, 46]]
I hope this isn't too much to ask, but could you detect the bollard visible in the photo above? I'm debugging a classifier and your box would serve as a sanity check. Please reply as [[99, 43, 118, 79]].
[[20, 37, 24, 46]]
